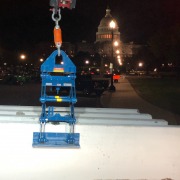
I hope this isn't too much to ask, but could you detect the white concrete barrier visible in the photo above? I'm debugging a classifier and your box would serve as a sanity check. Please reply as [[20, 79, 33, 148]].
[[0, 105, 139, 113], [0, 106, 179, 180], [0, 123, 180, 180], [0, 105, 167, 126]]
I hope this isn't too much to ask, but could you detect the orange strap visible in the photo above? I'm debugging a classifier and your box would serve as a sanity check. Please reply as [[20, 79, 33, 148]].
[[54, 27, 62, 45]]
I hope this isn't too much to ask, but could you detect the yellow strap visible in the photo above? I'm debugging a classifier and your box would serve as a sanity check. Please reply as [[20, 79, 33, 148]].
[[55, 96, 62, 102]]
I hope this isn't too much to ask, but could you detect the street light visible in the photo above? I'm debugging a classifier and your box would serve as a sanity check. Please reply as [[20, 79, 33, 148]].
[[117, 56, 122, 66], [116, 50, 120, 54], [20, 54, 26, 60], [109, 20, 116, 29], [19, 54, 26, 67], [109, 20, 116, 92], [83, 60, 90, 73], [85, 60, 89, 64], [114, 41, 119, 47], [138, 62, 143, 67]]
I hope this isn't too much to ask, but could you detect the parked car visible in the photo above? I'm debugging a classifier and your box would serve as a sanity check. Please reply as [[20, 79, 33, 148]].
[[76, 74, 105, 96], [103, 73, 120, 83]]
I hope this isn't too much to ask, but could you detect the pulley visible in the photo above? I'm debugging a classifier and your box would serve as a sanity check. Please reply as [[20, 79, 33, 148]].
[[50, 0, 76, 11]]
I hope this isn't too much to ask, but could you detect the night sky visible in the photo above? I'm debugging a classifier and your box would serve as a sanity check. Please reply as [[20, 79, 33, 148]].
[[0, 0, 179, 52]]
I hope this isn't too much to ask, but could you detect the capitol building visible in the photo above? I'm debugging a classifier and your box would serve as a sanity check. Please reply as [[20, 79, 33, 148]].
[[96, 8, 120, 43], [61, 7, 141, 69]]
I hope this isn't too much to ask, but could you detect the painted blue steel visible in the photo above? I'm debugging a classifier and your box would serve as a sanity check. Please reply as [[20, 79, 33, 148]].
[[41, 50, 76, 73], [33, 50, 80, 147], [47, 114, 76, 123], [33, 132, 80, 148]]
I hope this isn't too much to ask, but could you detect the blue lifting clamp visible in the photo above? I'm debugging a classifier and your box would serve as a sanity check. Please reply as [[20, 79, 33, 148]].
[[32, 50, 80, 148]]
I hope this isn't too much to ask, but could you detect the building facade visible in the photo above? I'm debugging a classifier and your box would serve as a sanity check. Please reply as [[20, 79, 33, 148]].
[[59, 7, 141, 68]]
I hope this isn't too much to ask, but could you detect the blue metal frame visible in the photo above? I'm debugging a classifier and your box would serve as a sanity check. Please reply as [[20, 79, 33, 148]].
[[33, 50, 80, 148]]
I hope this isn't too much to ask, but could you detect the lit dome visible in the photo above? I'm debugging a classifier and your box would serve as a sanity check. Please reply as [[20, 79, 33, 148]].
[[96, 7, 120, 42], [99, 8, 117, 28]]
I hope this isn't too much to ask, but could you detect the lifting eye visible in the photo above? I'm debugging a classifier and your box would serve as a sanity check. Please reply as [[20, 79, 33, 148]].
[[55, 54, 63, 65]]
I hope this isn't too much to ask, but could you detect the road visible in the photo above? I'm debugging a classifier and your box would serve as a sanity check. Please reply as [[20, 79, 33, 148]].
[[0, 82, 102, 107]]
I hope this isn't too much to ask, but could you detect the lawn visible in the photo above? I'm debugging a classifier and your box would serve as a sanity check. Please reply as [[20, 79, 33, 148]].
[[128, 76, 180, 115]]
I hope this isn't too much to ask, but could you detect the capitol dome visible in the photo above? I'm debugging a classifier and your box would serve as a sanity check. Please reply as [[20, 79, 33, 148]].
[[99, 8, 117, 27], [96, 7, 120, 42]]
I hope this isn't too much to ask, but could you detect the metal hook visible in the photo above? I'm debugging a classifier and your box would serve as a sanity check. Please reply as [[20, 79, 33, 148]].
[[52, 8, 61, 23]]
